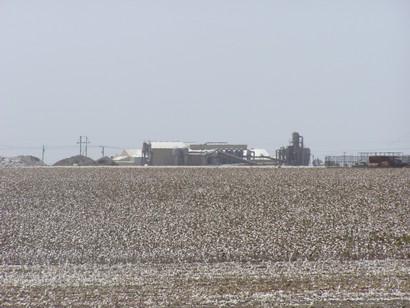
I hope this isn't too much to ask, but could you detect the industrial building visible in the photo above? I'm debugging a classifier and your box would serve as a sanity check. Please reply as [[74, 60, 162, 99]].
[[275, 132, 311, 166], [142, 142, 188, 166], [136, 141, 278, 166], [107, 132, 410, 168], [102, 141, 279, 166], [113, 133, 315, 167]]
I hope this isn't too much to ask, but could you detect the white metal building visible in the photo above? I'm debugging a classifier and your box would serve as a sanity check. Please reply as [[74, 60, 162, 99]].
[[113, 149, 143, 166]]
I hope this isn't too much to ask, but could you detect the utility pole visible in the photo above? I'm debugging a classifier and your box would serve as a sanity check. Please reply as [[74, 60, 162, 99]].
[[343, 151, 346, 167], [77, 136, 90, 157], [42, 145, 45, 163]]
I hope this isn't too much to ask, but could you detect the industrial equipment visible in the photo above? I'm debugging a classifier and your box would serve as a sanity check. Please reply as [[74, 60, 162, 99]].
[[276, 132, 311, 166]]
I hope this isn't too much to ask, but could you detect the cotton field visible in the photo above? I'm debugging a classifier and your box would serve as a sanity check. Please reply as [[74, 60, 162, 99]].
[[1, 167, 409, 306]]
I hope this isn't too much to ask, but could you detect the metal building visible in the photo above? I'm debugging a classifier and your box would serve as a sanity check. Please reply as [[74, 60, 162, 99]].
[[113, 149, 143, 166], [142, 141, 188, 166]]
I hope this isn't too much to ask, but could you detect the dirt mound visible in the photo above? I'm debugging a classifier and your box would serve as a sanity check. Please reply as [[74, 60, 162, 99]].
[[0, 155, 46, 167], [96, 156, 118, 166], [53, 155, 97, 166]]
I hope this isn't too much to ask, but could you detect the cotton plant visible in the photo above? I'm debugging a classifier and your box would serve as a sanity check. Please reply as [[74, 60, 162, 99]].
[[0, 167, 409, 305]]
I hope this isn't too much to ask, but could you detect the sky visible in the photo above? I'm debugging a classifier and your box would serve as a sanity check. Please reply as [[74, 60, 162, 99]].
[[1, 0, 409, 164]]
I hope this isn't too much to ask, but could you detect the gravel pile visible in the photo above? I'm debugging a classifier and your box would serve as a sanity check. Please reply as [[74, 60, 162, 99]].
[[96, 156, 118, 166], [0, 155, 46, 167], [53, 155, 97, 166]]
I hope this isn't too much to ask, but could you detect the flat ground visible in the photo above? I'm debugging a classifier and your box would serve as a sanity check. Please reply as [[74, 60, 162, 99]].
[[1, 167, 409, 306]]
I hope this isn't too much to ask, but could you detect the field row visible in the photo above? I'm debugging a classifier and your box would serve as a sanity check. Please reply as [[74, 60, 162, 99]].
[[2, 260, 409, 306], [1, 167, 409, 264]]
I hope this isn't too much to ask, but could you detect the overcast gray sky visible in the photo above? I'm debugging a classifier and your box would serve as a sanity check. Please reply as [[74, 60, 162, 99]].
[[1, 0, 409, 164]]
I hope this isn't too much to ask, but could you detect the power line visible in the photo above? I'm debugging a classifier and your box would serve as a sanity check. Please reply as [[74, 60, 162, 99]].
[[46, 145, 77, 149], [0, 145, 123, 151], [0, 146, 42, 150]]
